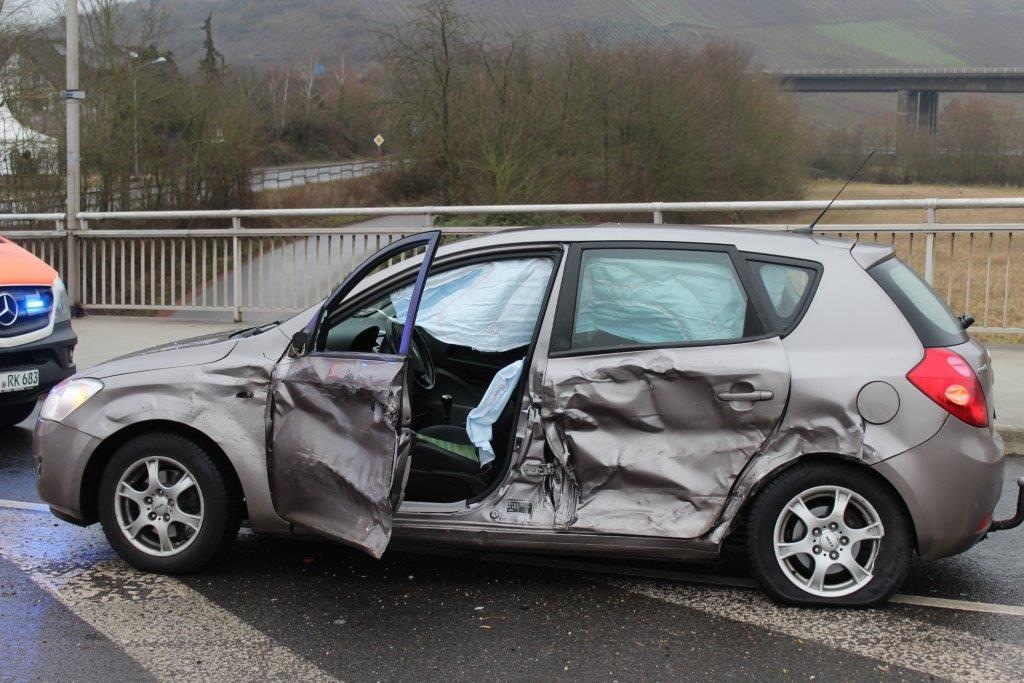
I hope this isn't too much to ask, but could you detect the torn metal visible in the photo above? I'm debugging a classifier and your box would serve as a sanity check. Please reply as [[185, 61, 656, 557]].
[[268, 354, 408, 558]]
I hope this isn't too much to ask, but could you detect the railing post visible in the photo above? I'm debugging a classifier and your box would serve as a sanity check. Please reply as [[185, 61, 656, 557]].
[[55, 218, 67, 279], [232, 216, 242, 322], [653, 202, 664, 224], [423, 212, 434, 229], [924, 201, 937, 284], [64, 218, 80, 313], [67, 218, 85, 315]]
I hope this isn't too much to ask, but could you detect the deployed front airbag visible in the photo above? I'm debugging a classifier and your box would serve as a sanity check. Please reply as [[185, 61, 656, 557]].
[[392, 258, 552, 352]]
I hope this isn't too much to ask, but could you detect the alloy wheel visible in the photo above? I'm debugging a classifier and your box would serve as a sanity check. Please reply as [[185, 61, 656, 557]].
[[772, 485, 884, 598], [113, 456, 205, 556]]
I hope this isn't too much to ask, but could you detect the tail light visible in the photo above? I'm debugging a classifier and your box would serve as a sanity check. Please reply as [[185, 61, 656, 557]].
[[906, 348, 988, 428]]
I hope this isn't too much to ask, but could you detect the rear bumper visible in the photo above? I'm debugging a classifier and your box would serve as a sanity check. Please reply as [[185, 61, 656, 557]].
[[0, 320, 77, 407], [873, 417, 1004, 561], [34, 417, 100, 524]]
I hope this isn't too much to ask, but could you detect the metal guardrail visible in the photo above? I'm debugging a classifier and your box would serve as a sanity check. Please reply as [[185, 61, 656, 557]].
[[249, 158, 389, 192], [1, 199, 1022, 334], [765, 68, 1024, 76], [0, 159, 392, 215]]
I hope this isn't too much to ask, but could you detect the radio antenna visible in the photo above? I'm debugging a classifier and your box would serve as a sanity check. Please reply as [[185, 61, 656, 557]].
[[794, 149, 875, 235]]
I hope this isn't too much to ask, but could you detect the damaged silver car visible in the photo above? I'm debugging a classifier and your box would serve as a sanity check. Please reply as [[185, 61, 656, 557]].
[[34, 226, 1023, 606]]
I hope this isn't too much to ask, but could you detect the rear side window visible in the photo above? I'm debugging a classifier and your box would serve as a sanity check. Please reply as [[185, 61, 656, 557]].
[[750, 261, 816, 332], [569, 248, 762, 352], [868, 257, 967, 348]]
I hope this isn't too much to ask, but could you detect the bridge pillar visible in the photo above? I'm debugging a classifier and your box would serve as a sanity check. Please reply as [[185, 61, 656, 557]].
[[899, 90, 939, 136]]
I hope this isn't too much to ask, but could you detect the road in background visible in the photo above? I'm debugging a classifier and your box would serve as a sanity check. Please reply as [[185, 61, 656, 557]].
[[172, 214, 428, 323]]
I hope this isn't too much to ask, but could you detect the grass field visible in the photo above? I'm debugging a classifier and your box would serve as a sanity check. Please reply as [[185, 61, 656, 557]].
[[810, 22, 966, 65]]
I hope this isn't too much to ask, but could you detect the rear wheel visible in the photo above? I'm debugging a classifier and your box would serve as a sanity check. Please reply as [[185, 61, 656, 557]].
[[0, 401, 36, 428], [746, 462, 913, 606], [98, 432, 240, 573]]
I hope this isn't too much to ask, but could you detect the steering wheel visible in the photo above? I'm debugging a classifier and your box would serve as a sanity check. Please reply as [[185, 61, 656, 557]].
[[408, 328, 436, 390], [387, 321, 435, 390]]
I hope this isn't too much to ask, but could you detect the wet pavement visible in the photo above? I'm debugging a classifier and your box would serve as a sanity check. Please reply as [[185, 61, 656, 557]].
[[2, 401, 1024, 681], [2, 318, 1024, 681]]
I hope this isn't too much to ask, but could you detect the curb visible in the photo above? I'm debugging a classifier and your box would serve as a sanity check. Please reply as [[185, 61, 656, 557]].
[[999, 427, 1024, 456]]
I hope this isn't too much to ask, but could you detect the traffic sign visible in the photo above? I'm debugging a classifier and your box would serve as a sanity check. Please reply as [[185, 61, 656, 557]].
[[373, 134, 385, 147]]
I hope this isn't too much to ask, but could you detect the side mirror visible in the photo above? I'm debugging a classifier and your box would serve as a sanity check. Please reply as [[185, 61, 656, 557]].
[[289, 330, 310, 356], [959, 314, 975, 330]]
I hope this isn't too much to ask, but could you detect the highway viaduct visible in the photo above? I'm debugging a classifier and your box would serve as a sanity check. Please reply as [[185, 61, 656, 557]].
[[767, 68, 1024, 135]]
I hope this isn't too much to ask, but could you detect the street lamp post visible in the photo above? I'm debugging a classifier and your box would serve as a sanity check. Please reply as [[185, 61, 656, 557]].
[[64, 0, 81, 312]]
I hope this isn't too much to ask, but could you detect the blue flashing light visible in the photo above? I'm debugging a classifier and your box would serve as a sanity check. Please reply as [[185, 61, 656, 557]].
[[22, 295, 53, 316]]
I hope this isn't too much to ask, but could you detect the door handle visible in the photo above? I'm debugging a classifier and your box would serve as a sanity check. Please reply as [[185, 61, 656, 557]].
[[716, 390, 774, 402]]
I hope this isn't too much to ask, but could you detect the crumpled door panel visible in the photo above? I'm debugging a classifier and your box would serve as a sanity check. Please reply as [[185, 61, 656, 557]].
[[269, 354, 409, 558], [542, 340, 789, 539]]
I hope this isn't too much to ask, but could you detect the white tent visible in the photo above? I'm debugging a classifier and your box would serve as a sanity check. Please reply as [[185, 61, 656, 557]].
[[0, 100, 56, 175]]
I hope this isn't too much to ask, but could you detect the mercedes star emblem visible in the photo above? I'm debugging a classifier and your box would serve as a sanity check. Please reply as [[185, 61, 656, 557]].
[[0, 292, 18, 327]]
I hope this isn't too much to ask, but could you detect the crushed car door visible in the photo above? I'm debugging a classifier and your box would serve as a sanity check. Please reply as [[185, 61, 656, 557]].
[[268, 231, 440, 558], [541, 243, 791, 539]]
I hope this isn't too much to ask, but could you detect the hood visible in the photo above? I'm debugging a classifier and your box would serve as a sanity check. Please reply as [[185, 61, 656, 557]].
[[86, 330, 241, 379], [0, 237, 58, 286]]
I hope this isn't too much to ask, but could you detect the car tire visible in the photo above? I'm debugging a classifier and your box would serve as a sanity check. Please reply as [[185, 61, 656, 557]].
[[745, 462, 913, 607], [98, 432, 240, 574], [0, 401, 36, 428]]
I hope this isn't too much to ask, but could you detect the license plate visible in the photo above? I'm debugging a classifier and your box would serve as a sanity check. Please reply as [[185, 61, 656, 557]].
[[0, 369, 39, 393]]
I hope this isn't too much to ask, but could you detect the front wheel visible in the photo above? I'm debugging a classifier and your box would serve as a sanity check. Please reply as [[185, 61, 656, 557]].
[[745, 462, 913, 606], [98, 432, 240, 573]]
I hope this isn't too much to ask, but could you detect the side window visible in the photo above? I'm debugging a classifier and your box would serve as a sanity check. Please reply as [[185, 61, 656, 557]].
[[313, 235, 438, 355], [322, 257, 554, 354], [750, 260, 817, 332], [323, 289, 401, 353], [570, 248, 761, 352]]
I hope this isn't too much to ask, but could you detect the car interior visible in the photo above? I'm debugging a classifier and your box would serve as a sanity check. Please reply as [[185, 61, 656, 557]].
[[319, 255, 556, 504]]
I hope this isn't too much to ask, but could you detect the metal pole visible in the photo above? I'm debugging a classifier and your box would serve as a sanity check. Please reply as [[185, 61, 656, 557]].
[[65, 0, 82, 313], [133, 69, 139, 178], [232, 217, 242, 322], [925, 203, 937, 284]]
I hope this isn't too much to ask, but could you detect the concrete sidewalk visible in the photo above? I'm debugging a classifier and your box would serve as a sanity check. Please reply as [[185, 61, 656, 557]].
[[71, 316, 1024, 453]]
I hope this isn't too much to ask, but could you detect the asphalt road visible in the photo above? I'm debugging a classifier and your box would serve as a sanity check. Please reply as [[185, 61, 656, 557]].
[[2, 401, 1024, 681]]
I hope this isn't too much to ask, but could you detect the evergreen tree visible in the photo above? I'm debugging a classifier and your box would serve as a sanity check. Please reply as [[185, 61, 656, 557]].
[[199, 12, 225, 78]]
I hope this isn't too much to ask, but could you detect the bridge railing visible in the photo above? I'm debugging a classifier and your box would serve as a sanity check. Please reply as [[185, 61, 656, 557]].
[[1, 199, 1023, 335]]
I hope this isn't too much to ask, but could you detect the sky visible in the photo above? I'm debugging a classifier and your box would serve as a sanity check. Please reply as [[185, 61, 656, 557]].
[[18, 0, 61, 21]]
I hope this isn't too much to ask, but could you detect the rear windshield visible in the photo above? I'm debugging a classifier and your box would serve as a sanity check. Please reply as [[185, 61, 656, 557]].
[[868, 257, 967, 348]]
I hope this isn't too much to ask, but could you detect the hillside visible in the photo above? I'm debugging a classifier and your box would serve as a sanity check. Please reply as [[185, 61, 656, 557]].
[[158, 0, 1024, 72]]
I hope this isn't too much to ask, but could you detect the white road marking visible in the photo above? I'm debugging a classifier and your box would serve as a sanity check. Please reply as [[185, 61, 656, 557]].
[[890, 593, 1024, 617], [0, 507, 337, 682], [0, 498, 50, 512], [614, 579, 1024, 682], [480, 549, 1024, 617]]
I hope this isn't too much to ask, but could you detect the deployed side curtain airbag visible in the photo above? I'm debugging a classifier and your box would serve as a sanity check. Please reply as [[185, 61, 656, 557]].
[[392, 258, 552, 352], [574, 251, 747, 345]]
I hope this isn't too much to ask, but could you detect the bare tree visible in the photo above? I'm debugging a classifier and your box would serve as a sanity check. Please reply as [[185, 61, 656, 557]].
[[381, 0, 469, 203]]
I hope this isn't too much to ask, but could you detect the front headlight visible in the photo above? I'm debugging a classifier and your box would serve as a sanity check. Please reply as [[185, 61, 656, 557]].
[[53, 277, 71, 323], [40, 378, 103, 422]]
